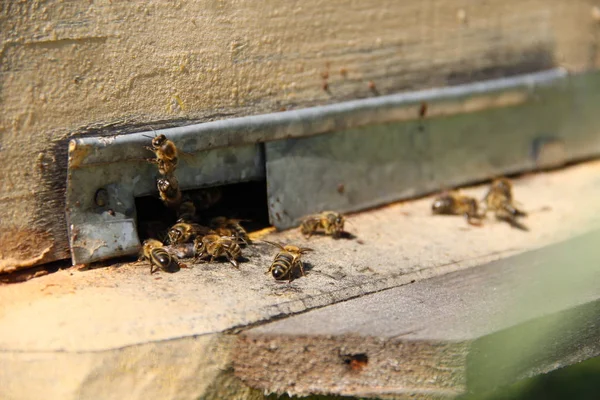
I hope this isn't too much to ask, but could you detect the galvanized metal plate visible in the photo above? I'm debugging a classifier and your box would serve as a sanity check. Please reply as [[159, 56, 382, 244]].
[[265, 70, 600, 228], [66, 143, 264, 264], [66, 68, 600, 264]]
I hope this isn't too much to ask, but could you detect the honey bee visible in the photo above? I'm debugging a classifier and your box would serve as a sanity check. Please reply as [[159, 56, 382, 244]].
[[263, 240, 312, 282], [140, 239, 180, 274], [157, 175, 182, 209], [167, 222, 214, 244], [431, 191, 484, 226], [194, 234, 242, 268], [190, 187, 223, 210], [164, 243, 196, 259], [210, 217, 251, 245], [145, 133, 178, 175], [300, 211, 345, 239], [483, 178, 528, 229], [176, 198, 197, 222]]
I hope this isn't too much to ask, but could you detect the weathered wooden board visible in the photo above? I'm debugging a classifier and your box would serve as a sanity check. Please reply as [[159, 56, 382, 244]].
[[1, 162, 600, 399], [2, 0, 600, 269], [233, 229, 600, 398]]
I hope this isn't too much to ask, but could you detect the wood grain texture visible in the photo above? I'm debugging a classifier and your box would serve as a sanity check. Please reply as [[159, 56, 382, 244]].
[[1, 162, 600, 399], [1, 0, 600, 268], [233, 230, 600, 398]]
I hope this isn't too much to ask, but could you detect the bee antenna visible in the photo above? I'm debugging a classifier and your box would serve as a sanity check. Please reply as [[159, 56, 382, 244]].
[[142, 134, 155, 139], [261, 240, 284, 250]]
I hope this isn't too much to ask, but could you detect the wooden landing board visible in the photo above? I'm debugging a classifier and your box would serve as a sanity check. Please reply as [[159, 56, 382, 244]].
[[2, 161, 600, 400], [234, 229, 600, 398], [2, 0, 600, 269]]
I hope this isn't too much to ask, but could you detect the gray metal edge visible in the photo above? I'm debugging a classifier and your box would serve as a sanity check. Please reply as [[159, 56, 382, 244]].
[[70, 68, 566, 167]]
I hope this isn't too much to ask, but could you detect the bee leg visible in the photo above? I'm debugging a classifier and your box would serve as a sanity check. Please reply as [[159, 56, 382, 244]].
[[496, 210, 529, 231], [508, 204, 528, 217], [229, 257, 239, 269], [298, 262, 306, 276], [194, 253, 209, 263], [150, 264, 156, 274], [465, 213, 483, 227]]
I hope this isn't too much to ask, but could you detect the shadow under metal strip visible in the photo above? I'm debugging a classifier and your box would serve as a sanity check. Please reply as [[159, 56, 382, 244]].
[[66, 68, 600, 264]]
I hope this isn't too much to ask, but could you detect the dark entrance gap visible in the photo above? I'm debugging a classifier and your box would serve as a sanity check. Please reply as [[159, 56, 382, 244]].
[[135, 180, 271, 243]]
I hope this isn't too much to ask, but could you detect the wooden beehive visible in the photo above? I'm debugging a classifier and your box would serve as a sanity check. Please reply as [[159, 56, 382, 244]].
[[2, 1, 600, 272]]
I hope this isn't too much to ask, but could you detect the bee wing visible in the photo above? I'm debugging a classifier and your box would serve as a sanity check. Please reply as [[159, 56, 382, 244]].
[[177, 149, 195, 162], [190, 223, 215, 235], [300, 214, 322, 224], [261, 240, 285, 250]]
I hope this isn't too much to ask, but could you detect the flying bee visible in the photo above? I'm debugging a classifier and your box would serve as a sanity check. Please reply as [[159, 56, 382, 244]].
[[140, 239, 180, 274], [144, 133, 179, 175], [194, 234, 242, 268], [431, 191, 484, 226], [167, 221, 214, 245], [157, 175, 182, 209], [263, 240, 313, 282], [483, 178, 528, 230], [300, 211, 346, 239], [210, 216, 251, 245]]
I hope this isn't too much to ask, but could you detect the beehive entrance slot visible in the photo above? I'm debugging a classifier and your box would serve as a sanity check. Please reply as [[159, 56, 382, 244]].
[[135, 180, 271, 243]]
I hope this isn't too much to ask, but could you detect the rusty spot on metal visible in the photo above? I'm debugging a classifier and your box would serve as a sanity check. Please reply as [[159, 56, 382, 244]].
[[68, 140, 93, 169]]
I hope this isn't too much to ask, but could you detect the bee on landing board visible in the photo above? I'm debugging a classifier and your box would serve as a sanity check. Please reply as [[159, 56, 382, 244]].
[[157, 175, 182, 209], [483, 178, 528, 230], [300, 211, 346, 239], [140, 239, 180, 274], [263, 240, 312, 282], [167, 221, 215, 245], [194, 234, 242, 268], [431, 191, 484, 226], [210, 216, 251, 245], [144, 133, 179, 176]]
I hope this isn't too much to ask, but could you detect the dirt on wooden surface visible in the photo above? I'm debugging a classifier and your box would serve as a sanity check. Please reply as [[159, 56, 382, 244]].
[[1, 161, 600, 354]]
